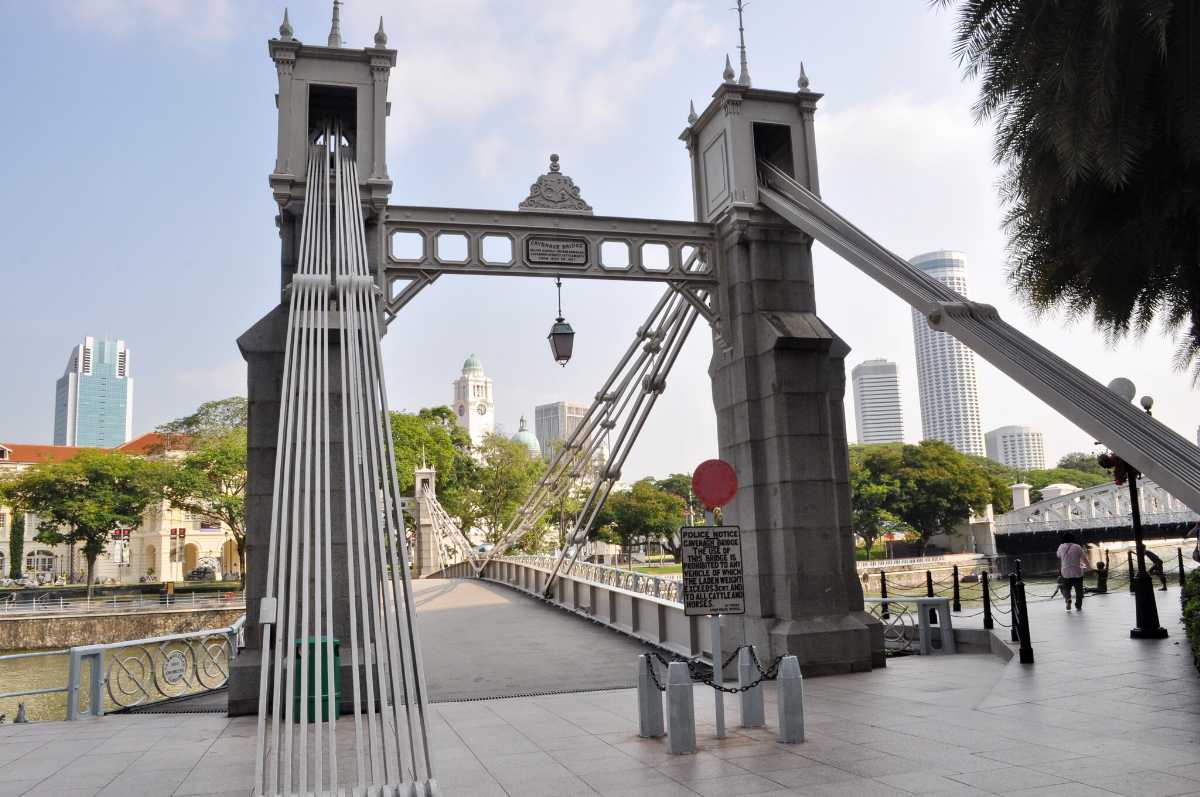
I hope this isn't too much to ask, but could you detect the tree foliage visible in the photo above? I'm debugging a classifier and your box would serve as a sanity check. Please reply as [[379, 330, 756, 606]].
[[1056, 451, 1109, 478], [595, 479, 687, 557], [463, 434, 545, 547], [157, 396, 248, 441], [0, 451, 169, 596], [8, 510, 23, 579], [162, 429, 248, 585], [850, 441, 997, 552], [389, 407, 476, 524], [936, 0, 1200, 379]]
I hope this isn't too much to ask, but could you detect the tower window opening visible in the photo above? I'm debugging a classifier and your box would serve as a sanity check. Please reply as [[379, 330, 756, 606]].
[[308, 84, 357, 143], [753, 122, 794, 177]]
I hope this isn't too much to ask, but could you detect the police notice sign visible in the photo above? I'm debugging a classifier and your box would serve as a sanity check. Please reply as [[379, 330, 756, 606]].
[[680, 525, 745, 616]]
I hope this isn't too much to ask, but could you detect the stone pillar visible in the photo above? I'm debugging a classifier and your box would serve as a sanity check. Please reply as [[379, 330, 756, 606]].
[[708, 214, 882, 674], [412, 467, 440, 578]]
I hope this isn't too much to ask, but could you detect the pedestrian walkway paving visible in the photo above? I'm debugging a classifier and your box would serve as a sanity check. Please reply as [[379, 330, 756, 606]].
[[0, 583, 1196, 795]]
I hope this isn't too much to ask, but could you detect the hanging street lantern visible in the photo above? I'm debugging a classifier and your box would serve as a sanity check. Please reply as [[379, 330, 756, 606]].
[[548, 276, 574, 366]]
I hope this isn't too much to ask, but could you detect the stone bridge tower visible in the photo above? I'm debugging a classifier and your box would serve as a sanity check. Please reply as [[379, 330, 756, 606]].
[[679, 66, 882, 672], [229, 11, 396, 716]]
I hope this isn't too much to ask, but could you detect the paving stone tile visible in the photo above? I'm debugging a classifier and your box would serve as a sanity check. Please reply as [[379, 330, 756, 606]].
[[876, 770, 994, 795], [0, 779, 41, 797], [579, 765, 676, 792], [1087, 769, 1200, 797], [764, 763, 860, 789], [948, 765, 1070, 794], [797, 777, 912, 796], [1005, 784, 1128, 797], [687, 773, 787, 796]]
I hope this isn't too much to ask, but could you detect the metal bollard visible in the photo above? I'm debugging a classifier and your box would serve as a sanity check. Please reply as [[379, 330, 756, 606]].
[[1015, 579, 1035, 664], [952, 565, 961, 612], [981, 571, 993, 630], [880, 571, 889, 620], [738, 647, 765, 728], [925, 570, 936, 625], [1128, 550, 1135, 592], [14, 704, 27, 723], [1009, 573, 1019, 643], [1179, 548, 1186, 587], [665, 661, 696, 754], [637, 655, 665, 738], [776, 656, 805, 744]]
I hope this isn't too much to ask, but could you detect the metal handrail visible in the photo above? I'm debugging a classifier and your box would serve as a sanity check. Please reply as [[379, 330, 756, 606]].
[[0, 614, 246, 719], [0, 590, 246, 616], [496, 554, 682, 603]]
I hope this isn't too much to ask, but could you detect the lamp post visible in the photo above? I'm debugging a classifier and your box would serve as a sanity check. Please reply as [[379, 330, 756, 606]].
[[1101, 379, 1168, 640], [547, 276, 574, 366]]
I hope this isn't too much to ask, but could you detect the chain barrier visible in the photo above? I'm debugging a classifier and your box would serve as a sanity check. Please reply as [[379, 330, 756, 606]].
[[643, 645, 784, 694]]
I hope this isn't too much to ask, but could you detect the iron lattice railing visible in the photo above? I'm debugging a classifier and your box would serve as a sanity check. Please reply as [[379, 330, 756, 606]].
[[496, 555, 682, 603]]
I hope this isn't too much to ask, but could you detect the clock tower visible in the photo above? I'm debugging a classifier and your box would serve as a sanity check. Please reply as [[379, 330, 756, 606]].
[[452, 353, 495, 447]]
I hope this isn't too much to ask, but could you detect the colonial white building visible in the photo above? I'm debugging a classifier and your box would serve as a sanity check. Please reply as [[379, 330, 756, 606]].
[[0, 435, 240, 584], [451, 354, 495, 448]]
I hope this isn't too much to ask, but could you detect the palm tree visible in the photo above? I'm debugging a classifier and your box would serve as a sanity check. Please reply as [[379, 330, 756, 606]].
[[935, 1, 1200, 379]]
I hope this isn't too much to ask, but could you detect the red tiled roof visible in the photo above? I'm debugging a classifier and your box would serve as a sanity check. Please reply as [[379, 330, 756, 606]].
[[0, 443, 99, 464], [117, 432, 193, 455]]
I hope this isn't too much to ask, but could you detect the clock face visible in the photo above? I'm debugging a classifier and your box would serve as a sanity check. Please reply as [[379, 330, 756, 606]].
[[476, 403, 487, 416]]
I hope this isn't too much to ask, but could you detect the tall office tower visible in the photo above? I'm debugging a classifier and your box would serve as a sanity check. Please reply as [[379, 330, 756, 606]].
[[850, 359, 904, 444], [909, 250, 985, 456], [53, 337, 133, 447], [984, 425, 1046, 471], [451, 354, 495, 447], [534, 400, 589, 461]]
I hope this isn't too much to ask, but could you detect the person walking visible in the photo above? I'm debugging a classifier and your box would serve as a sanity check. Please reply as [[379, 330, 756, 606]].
[[1057, 532, 1090, 611]]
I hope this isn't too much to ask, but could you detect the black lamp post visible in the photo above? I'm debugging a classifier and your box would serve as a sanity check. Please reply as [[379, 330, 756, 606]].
[[547, 276, 574, 366], [1101, 379, 1168, 640]]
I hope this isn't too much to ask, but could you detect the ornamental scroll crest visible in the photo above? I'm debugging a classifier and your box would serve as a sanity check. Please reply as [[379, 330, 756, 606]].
[[518, 154, 594, 215]]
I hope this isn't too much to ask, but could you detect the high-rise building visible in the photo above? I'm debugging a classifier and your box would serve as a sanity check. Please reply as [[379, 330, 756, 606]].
[[850, 359, 904, 444], [534, 401, 588, 461], [451, 354, 494, 447], [984, 425, 1046, 471], [909, 251, 985, 457], [53, 337, 133, 447]]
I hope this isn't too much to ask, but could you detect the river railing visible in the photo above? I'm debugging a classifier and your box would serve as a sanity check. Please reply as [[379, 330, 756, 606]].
[[0, 614, 245, 720], [0, 590, 246, 617]]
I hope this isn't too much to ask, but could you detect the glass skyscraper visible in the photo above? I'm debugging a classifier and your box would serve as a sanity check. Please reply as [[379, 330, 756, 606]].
[[909, 251, 985, 457], [53, 337, 133, 447]]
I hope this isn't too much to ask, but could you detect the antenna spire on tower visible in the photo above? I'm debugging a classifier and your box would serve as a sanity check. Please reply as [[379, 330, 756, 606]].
[[734, 0, 751, 87], [328, 0, 343, 48]]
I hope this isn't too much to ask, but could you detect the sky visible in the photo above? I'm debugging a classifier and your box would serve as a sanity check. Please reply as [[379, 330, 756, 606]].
[[1, 0, 1198, 482]]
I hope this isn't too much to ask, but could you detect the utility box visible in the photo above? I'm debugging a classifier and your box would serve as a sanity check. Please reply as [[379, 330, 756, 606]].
[[293, 637, 342, 722]]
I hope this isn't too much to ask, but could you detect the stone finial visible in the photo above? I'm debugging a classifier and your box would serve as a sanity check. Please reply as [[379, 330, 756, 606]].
[[798, 62, 810, 91], [279, 8, 294, 41], [328, 0, 343, 48], [374, 16, 388, 47], [687, 100, 698, 125], [722, 54, 735, 83], [549, 153, 560, 173]]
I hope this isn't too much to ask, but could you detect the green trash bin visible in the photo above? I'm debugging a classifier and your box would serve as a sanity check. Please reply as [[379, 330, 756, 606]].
[[293, 636, 342, 722]]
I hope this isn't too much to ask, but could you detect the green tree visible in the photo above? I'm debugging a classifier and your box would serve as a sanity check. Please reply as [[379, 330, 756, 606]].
[[161, 429, 248, 586], [8, 510, 24, 579], [849, 445, 904, 558], [896, 441, 995, 552], [596, 479, 686, 562], [389, 406, 476, 525], [1056, 452, 1109, 478], [157, 396, 248, 443], [0, 451, 169, 597], [936, 0, 1200, 379], [464, 434, 545, 548]]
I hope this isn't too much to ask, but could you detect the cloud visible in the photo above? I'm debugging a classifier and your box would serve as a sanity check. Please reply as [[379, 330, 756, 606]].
[[58, 0, 237, 43]]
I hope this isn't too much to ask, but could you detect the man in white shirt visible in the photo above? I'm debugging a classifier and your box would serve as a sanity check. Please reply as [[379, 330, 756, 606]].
[[1056, 532, 1090, 611]]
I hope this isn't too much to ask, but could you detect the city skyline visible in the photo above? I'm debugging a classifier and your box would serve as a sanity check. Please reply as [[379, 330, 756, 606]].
[[2, 2, 1199, 481]]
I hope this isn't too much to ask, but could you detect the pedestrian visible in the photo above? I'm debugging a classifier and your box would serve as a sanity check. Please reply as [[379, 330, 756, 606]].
[[1056, 532, 1089, 611]]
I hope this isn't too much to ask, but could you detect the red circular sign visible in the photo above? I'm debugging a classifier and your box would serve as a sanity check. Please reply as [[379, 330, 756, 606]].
[[692, 459, 738, 509]]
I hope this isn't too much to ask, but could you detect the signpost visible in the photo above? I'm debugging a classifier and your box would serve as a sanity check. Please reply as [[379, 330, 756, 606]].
[[682, 459, 742, 738]]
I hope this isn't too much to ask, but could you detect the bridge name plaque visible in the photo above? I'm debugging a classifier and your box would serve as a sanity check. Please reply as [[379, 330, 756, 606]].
[[680, 525, 745, 617], [526, 236, 589, 267]]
